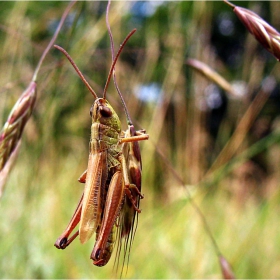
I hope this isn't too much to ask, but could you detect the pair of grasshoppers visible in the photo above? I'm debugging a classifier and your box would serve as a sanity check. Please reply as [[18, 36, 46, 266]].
[[54, 1, 149, 269]]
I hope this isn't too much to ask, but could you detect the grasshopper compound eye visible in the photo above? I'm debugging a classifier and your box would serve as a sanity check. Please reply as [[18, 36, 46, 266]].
[[99, 106, 112, 118], [95, 248, 101, 259]]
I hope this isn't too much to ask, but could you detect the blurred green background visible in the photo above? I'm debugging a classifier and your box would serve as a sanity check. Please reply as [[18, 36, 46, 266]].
[[1, 1, 280, 278]]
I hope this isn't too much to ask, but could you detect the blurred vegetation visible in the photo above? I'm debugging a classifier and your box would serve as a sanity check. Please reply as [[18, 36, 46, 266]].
[[1, 1, 280, 278]]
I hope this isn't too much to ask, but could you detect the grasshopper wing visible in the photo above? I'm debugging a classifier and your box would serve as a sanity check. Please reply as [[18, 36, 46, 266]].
[[79, 151, 108, 244]]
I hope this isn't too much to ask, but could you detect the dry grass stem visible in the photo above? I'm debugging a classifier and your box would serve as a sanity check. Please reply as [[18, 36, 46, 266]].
[[153, 142, 235, 279], [225, 0, 280, 61], [186, 58, 237, 97], [0, 140, 21, 198], [0, 141, 21, 197], [32, 0, 77, 82], [206, 89, 269, 175]]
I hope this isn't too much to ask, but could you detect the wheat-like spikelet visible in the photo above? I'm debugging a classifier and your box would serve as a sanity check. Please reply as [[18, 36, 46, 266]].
[[0, 82, 36, 171], [225, 0, 280, 61], [0, 1, 76, 193]]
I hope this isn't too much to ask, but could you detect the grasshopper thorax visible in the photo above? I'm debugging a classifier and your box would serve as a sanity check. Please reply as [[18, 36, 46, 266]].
[[90, 98, 121, 133]]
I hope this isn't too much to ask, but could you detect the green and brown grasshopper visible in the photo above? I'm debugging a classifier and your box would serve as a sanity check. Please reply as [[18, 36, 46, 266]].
[[54, 3, 148, 268]]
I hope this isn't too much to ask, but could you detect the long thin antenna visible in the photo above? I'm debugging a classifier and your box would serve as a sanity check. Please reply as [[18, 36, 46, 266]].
[[113, 71, 133, 125], [54, 45, 98, 99], [105, 0, 133, 125], [102, 29, 136, 101]]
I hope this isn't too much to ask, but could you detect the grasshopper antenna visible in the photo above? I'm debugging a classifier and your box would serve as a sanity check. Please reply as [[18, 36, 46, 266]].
[[54, 45, 98, 99], [102, 28, 136, 101], [106, 0, 134, 126], [102, 26, 136, 106]]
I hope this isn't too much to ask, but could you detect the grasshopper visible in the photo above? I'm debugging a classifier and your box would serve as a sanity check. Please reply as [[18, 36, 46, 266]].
[[54, 10, 148, 267]]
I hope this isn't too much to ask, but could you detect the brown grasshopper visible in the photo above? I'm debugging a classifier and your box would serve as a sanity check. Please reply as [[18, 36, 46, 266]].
[[54, 5, 148, 267]]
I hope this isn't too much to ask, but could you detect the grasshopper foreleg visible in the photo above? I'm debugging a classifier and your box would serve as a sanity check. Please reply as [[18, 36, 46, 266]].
[[119, 130, 149, 144], [78, 170, 87, 183]]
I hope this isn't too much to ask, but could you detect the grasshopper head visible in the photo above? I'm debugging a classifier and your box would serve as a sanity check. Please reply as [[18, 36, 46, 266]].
[[90, 98, 121, 133]]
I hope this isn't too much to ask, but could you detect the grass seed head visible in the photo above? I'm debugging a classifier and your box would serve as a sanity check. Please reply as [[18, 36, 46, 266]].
[[225, 1, 280, 61], [0, 81, 36, 171]]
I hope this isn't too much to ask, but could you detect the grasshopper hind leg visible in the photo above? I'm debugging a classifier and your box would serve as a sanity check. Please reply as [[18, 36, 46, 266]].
[[54, 193, 83, 249]]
